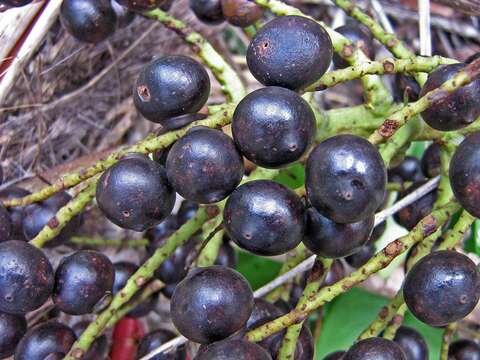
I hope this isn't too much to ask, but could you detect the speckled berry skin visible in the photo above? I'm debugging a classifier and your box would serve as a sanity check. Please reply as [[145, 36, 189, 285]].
[[14, 321, 76, 360], [232, 87, 316, 168], [195, 339, 272, 360], [448, 339, 480, 360], [60, 0, 117, 44], [393, 326, 428, 360], [133, 55, 210, 124], [190, 0, 224, 24], [303, 207, 374, 258], [0, 205, 11, 243], [420, 64, 480, 131], [137, 329, 187, 360], [306, 134, 387, 224], [171, 266, 254, 344], [247, 16, 333, 90], [221, 0, 263, 27], [0, 240, 54, 315], [166, 127, 244, 204], [224, 180, 305, 256], [0, 312, 26, 358], [53, 250, 115, 315], [96, 154, 175, 232], [450, 132, 480, 218], [404, 250, 480, 327], [333, 25, 374, 69], [344, 338, 407, 360]]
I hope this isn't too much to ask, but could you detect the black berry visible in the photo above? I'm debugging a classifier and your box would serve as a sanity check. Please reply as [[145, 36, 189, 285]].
[[114, 0, 173, 11], [60, 0, 117, 43], [0, 240, 54, 314], [137, 329, 187, 360], [247, 15, 333, 90], [324, 351, 346, 360], [224, 180, 305, 256], [111, 0, 135, 28], [404, 250, 480, 327], [389, 156, 424, 183], [303, 207, 374, 258], [394, 74, 421, 102], [171, 265, 253, 344], [0, 205, 11, 243], [420, 64, 480, 131], [190, 0, 224, 24], [221, 0, 263, 27], [215, 237, 237, 268], [333, 25, 374, 68], [53, 250, 115, 315], [393, 326, 428, 360], [421, 142, 441, 178], [344, 337, 407, 360], [0, 312, 26, 358], [96, 154, 175, 231], [72, 321, 109, 360], [133, 56, 210, 124], [232, 86, 316, 168], [166, 127, 244, 204], [14, 321, 76, 360], [246, 299, 284, 329], [0, 187, 31, 241], [177, 200, 199, 226], [448, 339, 480, 360], [306, 134, 387, 223], [450, 132, 480, 217], [345, 244, 375, 268]]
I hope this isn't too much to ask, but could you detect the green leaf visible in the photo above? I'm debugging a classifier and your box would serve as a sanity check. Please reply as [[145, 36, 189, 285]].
[[274, 164, 305, 189], [406, 141, 426, 158], [464, 220, 480, 255], [315, 288, 442, 359], [235, 251, 282, 290]]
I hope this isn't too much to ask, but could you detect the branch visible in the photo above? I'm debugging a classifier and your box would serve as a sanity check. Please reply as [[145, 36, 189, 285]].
[[69, 236, 149, 248], [382, 303, 407, 340], [440, 323, 458, 360]]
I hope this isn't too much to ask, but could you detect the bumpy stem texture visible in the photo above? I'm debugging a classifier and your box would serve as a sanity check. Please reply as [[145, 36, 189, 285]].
[[63, 208, 211, 360], [382, 303, 407, 340], [246, 202, 460, 342]]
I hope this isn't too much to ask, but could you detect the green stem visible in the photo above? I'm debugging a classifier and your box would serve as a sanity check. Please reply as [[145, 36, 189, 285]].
[[145, 10, 245, 103], [369, 59, 480, 144], [70, 237, 149, 248], [30, 179, 97, 248], [439, 210, 476, 251], [197, 218, 224, 267], [63, 207, 211, 360], [436, 145, 454, 207], [306, 56, 455, 92], [5, 104, 235, 208], [246, 202, 460, 342], [278, 258, 333, 360], [440, 323, 457, 360], [382, 303, 407, 340]]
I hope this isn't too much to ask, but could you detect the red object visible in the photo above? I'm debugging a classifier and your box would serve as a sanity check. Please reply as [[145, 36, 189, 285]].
[[110, 317, 145, 360]]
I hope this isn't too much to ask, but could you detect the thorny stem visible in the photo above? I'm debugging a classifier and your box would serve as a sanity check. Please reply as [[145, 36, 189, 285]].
[[145, 9, 246, 103], [246, 202, 460, 342], [63, 207, 212, 360], [440, 323, 458, 360], [278, 258, 333, 360]]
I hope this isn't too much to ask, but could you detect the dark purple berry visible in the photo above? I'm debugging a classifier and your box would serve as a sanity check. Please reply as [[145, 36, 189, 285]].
[[303, 207, 374, 258], [389, 156, 424, 183], [160, 283, 177, 299], [394, 180, 437, 230], [246, 299, 284, 329], [96, 154, 175, 232], [146, 215, 179, 242], [448, 339, 480, 360], [133, 56, 210, 124], [171, 265, 253, 344], [1, 0, 32, 7], [421, 143, 441, 178], [72, 321, 109, 360], [345, 244, 375, 268], [115, 0, 173, 11], [232, 86, 316, 168], [306, 134, 387, 223], [0, 312, 26, 358], [111, 0, 135, 28], [404, 250, 480, 327], [0, 240, 54, 314], [190, 0, 224, 24], [0, 186, 30, 241], [267, 325, 314, 360], [166, 127, 244, 204], [14, 321, 76, 360], [393, 326, 428, 360], [247, 16, 332, 90], [53, 250, 115, 315], [195, 339, 272, 360], [324, 351, 346, 360], [60, 0, 117, 43], [0, 205, 11, 243], [137, 329, 187, 360], [344, 337, 407, 360], [224, 180, 305, 256], [215, 238, 237, 268], [221, 0, 263, 27], [333, 25, 374, 68], [450, 132, 480, 217], [420, 64, 480, 131], [177, 200, 199, 225], [394, 74, 421, 102]]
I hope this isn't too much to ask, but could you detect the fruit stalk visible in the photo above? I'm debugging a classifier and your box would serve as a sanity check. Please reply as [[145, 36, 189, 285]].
[[30, 178, 97, 248], [382, 303, 407, 340], [369, 57, 480, 144], [69, 237, 149, 248], [440, 323, 458, 360], [246, 202, 460, 342], [3, 104, 235, 208], [145, 9, 246, 103], [63, 207, 211, 360], [439, 210, 476, 250]]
